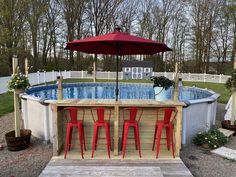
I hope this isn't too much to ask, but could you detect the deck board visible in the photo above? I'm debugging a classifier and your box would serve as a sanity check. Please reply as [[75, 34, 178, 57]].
[[39, 159, 193, 177]]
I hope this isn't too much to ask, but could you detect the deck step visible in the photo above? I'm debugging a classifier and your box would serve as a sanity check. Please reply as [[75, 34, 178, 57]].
[[39, 159, 193, 177], [212, 146, 236, 160], [218, 128, 234, 139], [39, 165, 164, 177]]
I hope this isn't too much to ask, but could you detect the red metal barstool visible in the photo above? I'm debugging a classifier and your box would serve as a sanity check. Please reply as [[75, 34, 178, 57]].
[[91, 107, 111, 158], [121, 107, 143, 158], [64, 107, 86, 159], [152, 107, 177, 158]]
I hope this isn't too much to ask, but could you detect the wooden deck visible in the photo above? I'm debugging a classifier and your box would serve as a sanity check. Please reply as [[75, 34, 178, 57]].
[[39, 159, 193, 177], [51, 99, 185, 158]]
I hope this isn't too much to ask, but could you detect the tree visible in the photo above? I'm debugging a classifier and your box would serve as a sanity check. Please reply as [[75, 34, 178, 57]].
[[0, 0, 28, 73]]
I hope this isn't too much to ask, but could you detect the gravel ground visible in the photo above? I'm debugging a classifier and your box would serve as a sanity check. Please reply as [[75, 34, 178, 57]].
[[181, 103, 236, 177], [0, 103, 236, 177], [0, 113, 52, 177]]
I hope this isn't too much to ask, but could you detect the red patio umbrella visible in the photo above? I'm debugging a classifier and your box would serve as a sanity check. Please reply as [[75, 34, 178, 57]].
[[65, 27, 172, 101]]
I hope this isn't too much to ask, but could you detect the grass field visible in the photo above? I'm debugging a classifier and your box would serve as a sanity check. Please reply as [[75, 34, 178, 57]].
[[0, 92, 13, 117], [0, 79, 231, 117]]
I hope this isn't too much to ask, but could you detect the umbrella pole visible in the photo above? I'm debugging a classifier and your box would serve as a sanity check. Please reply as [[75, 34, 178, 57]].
[[115, 54, 119, 101]]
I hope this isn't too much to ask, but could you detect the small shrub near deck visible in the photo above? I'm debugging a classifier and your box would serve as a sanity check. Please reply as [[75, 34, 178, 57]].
[[193, 129, 227, 149]]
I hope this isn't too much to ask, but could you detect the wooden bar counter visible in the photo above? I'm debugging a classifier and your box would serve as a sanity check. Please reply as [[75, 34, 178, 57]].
[[51, 99, 185, 159]]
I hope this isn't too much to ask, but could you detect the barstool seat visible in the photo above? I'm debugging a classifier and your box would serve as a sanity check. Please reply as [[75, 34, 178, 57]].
[[121, 107, 143, 158], [91, 107, 111, 158], [64, 107, 86, 159], [152, 107, 177, 158]]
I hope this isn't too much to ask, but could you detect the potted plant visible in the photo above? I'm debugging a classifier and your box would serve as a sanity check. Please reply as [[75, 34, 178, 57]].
[[193, 129, 227, 149], [151, 76, 174, 101], [5, 69, 31, 151], [223, 69, 236, 134]]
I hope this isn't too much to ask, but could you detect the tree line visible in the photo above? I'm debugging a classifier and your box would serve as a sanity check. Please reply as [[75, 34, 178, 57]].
[[0, 0, 235, 76]]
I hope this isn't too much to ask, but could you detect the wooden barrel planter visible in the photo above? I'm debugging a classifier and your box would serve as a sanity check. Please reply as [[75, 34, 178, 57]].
[[221, 120, 236, 136], [5, 129, 31, 151]]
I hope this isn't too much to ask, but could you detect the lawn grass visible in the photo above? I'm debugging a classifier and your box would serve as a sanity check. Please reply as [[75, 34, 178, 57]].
[[183, 81, 230, 104], [0, 79, 231, 117], [0, 92, 14, 117]]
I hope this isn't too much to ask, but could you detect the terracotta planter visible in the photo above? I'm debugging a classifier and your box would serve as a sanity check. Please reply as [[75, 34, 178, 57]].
[[5, 129, 31, 151], [221, 120, 236, 136]]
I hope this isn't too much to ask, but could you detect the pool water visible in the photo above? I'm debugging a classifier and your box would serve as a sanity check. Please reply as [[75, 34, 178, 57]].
[[26, 83, 212, 101]]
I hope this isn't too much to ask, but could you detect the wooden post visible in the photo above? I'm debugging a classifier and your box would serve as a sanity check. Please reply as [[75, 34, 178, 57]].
[[51, 104, 59, 155], [93, 54, 97, 83], [172, 62, 179, 101], [175, 105, 183, 157], [57, 76, 63, 100], [231, 62, 236, 125], [12, 55, 21, 137], [25, 58, 29, 77], [114, 103, 119, 155]]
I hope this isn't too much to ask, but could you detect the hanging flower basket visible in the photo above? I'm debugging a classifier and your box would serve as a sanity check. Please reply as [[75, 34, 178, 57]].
[[8, 72, 30, 92], [5, 129, 31, 151]]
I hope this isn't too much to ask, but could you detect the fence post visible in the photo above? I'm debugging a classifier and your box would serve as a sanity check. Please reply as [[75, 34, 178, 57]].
[[108, 71, 110, 80], [44, 71, 46, 83], [52, 70, 55, 81], [188, 72, 191, 81], [69, 70, 72, 78], [219, 74, 222, 83], [37, 71, 40, 84], [64, 70, 66, 78], [81, 70, 84, 79], [172, 72, 175, 80], [164, 71, 167, 77], [203, 73, 206, 82], [121, 71, 123, 80]]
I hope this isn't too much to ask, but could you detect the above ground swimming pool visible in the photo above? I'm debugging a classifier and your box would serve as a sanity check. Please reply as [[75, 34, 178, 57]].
[[26, 83, 213, 101], [22, 82, 219, 145]]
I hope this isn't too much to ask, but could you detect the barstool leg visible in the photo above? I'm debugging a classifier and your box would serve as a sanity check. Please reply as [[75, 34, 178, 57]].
[[82, 124, 86, 151], [91, 125, 98, 158], [133, 126, 138, 150], [95, 126, 99, 150], [135, 124, 141, 158], [64, 124, 72, 159], [78, 124, 84, 159], [105, 124, 111, 158], [156, 124, 163, 159], [68, 127, 73, 151], [122, 124, 129, 158], [121, 124, 125, 150], [166, 127, 170, 150], [152, 124, 157, 151], [107, 124, 111, 150], [170, 125, 175, 158]]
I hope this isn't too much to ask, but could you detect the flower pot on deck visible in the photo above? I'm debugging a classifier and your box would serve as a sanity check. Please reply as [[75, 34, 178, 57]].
[[221, 120, 236, 136], [154, 87, 169, 101], [5, 129, 31, 151]]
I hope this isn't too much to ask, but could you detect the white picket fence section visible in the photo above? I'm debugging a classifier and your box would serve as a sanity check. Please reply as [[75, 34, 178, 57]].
[[0, 70, 230, 94]]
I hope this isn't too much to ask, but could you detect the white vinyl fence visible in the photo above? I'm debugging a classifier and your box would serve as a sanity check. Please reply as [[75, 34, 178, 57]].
[[0, 70, 230, 94]]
